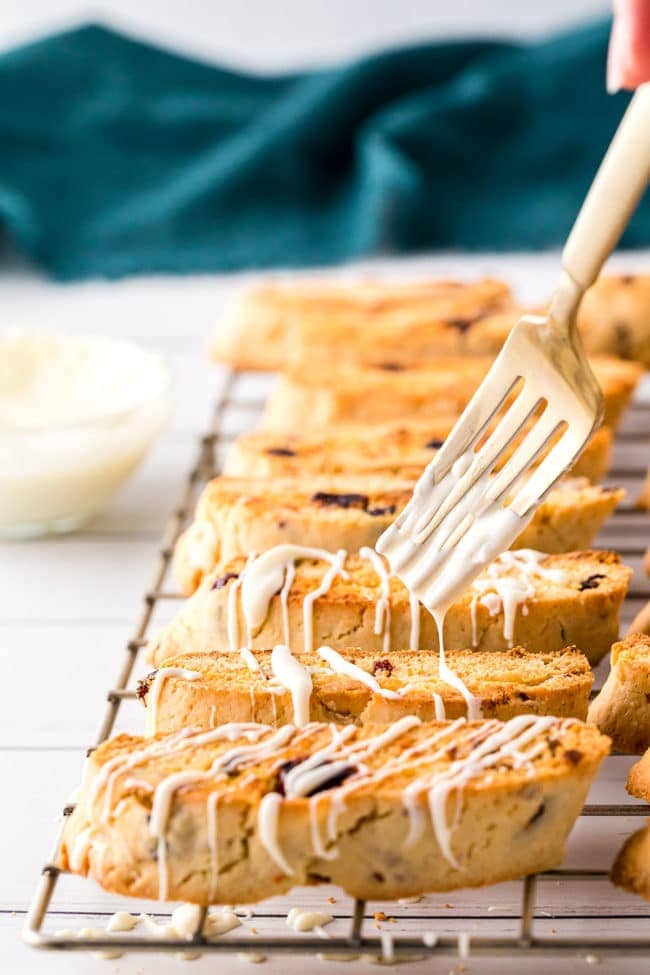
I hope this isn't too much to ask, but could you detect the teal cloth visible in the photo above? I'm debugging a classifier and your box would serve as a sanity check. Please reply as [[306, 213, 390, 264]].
[[0, 21, 643, 279]]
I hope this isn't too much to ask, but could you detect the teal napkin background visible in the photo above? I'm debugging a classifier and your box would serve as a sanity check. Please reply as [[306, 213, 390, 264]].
[[0, 21, 643, 279]]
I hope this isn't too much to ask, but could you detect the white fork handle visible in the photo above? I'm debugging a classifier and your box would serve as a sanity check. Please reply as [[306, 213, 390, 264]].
[[562, 83, 650, 294]]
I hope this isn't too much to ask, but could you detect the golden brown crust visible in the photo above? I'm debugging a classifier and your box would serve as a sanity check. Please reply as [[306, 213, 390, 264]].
[[224, 422, 613, 484], [611, 822, 650, 900], [588, 633, 650, 753], [210, 273, 650, 372], [261, 357, 641, 431], [58, 718, 609, 904], [142, 646, 593, 734], [579, 273, 650, 368], [210, 278, 515, 371], [627, 748, 650, 800], [173, 473, 623, 595], [150, 549, 631, 667]]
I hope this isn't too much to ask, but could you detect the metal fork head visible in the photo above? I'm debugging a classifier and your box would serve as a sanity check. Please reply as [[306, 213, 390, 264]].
[[376, 311, 604, 612]]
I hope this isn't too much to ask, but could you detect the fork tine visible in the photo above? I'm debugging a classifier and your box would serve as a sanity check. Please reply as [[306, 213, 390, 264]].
[[478, 410, 566, 509], [508, 421, 598, 518], [412, 387, 544, 542], [433, 360, 523, 476]]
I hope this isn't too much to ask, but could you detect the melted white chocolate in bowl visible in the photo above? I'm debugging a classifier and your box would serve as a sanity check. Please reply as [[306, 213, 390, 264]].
[[0, 329, 171, 537]]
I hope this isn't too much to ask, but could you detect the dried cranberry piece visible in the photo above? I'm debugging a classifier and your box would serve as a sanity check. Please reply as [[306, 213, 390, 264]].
[[266, 446, 296, 457], [136, 673, 156, 703], [376, 362, 404, 372], [305, 763, 356, 796], [425, 438, 444, 449], [578, 573, 605, 591], [526, 801, 546, 828], [275, 758, 305, 796], [372, 659, 394, 677], [444, 313, 486, 334], [211, 572, 239, 590], [564, 749, 583, 765], [311, 491, 369, 510], [367, 504, 396, 517]]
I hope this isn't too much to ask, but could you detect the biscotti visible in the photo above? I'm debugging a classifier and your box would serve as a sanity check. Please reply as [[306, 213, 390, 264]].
[[588, 634, 650, 753], [210, 278, 515, 371], [173, 473, 624, 595], [149, 545, 631, 667], [140, 646, 593, 735], [286, 275, 650, 370], [224, 421, 613, 484], [261, 356, 642, 431], [625, 748, 650, 801], [58, 716, 608, 904], [578, 273, 650, 368], [211, 273, 650, 371], [611, 823, 650, 901]]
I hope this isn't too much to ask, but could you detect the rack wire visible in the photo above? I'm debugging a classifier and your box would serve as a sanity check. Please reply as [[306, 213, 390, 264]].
[[24, 369, 650, 962]]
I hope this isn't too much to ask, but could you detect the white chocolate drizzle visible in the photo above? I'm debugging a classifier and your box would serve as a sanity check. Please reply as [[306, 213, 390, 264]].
[[145, 667, 201, 735], [240, 647, 261, 672], [149, 724, 296, 898], [86, 714, 570, 902], [227, 554, 255, 651], [377, 448, 543, 722], [227, 545, 348, 653], [271, 644, 313, 726], [469, 549, 568, 646], [240, 544, 347, 632], [286, 907, 333, 934], [432, 612, 482, 721], [258, 793, 293, 874], [317, 646, 399, 700], [206, 792, 219, 901], [360, 546, 392, 652], [432, 693, 446, 720], [409, 592, 420, 650]]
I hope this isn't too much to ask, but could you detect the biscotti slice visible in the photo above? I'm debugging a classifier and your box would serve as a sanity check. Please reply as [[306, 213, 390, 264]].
[[173, 474, 414, 594], [588, 634, 650, 754], [58, 716, 609, 904], [173, 473, 624, 595], [140, 646, 593, 735], [210, 277, 514, 371], [261, 356, 641, 431], [578, 273, 650, 368], [148, 546, 631, 667], [611, 823, 650, 901], [285, 274, 650, 370], [224, 421, 613, 484], [625, 747, 650, 801]]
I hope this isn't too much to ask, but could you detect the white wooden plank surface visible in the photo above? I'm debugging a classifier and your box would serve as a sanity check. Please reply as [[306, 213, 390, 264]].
[[2, 254, 649, 973]]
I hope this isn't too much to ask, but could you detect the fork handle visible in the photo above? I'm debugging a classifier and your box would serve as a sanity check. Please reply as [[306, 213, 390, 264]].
[[561, 83, 650, 296]]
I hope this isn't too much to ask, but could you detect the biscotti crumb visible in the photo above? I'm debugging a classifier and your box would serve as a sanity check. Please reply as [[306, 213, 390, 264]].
[[374, 911, 387, 922]]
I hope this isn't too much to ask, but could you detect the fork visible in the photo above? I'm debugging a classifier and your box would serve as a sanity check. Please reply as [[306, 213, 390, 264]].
[[377, 84, 650, 614]]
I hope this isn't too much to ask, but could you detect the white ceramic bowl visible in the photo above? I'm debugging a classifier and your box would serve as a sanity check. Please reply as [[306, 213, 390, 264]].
[[0, 329, 172, 538]]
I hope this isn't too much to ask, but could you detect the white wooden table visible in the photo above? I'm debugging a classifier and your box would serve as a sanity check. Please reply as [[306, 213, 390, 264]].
[[2, 254, 649, 973]]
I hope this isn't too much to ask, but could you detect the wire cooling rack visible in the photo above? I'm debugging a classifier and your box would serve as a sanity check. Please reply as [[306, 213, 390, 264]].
[[24, 369, 650, 962]]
